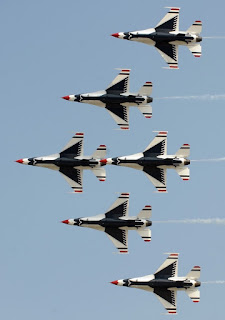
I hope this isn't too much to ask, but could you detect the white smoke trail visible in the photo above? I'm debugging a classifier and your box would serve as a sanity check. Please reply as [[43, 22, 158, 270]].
[[155, 94, 225, 101], [192, 157, 225, 162], [202, 281, 225, 284], [203, 36, 225, 39], [154, 218, 225, 225]]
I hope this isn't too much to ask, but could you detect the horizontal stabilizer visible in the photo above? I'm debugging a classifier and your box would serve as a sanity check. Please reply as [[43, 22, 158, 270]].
[[92, 145, 107, 159], [186, 266, 201, 280], [91, 167, 106, 182], [187, 21, 202, 35], [188, 43, 202, 58], [175, 144, 190, 157], [138, 104, 152, 119], [138, 81, 153, 96], [137, 205, 152, 219], [175, 166, 190, 181], [137, 228, 151, 242], [186, 288, 200, 303]]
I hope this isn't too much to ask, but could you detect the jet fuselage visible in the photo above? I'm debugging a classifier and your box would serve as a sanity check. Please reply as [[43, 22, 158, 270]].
[[69, 217, 152, 229], [22, 156, 101, 169], [122, 278, 201, 289], [111, 156, 190, 167], [123, 30, 202, 45], [73, 92, 152, 106]]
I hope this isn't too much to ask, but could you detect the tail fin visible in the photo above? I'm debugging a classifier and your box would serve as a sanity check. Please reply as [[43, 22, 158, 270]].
[[138, 104, 152, 119], [137, 205, 152, 219], [175, 167, 190, 181], [186, 288, 200, 303], [138, 81, 153, 96], [137, 228, 151, 242], [92, 145, 106, 159], [91, 167, 106, 182], [175, 144, 190, 157], [186, 21, 202, 34], [188, 43, 202, 58], [186, 266, 201, 280]]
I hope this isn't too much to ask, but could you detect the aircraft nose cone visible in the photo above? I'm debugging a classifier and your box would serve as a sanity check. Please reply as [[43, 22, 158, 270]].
[[62, 95, 70, 100], [100, 159, 107, 165], [15, 159, 23, 164], [61, 219, 69, 224], [111, 33, 119, 38], [110, 280, 118, 285]]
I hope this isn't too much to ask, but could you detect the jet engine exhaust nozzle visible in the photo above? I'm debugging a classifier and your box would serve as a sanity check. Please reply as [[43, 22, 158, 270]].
[[184, 159, 190, 165], [147, 97, 153, 103], [195, 281, 201, 287]]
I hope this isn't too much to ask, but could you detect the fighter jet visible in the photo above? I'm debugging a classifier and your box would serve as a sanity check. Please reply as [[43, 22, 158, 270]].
[[62, 69, 153, 130], [111, 253, 201, 314], [111, 7, 202, 69], [101, 131, 190, 193], [62, 193, 152, 253], [15, 132, 106, 193]]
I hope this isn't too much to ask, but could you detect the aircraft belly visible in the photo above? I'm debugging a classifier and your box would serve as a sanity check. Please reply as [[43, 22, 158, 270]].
[[133, 38, 154, 45], [84, 224, 104, 231], [120, 163, 143, 170], [84, 100, 105, 107], [36, 163, 59, 171]]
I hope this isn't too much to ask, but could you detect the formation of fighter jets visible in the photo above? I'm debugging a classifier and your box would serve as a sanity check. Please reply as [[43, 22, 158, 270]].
[[16, 6, 205, 316], [112, 7, 202, 69]]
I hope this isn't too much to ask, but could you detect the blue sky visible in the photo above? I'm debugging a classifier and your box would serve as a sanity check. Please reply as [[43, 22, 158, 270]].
[[2, 0, 225, 319]]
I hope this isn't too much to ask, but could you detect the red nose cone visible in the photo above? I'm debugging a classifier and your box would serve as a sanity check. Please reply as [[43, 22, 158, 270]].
[[110, 280, 118, 285], [15, 159, 23, 164], [62, 95, 70, 100], [111, 33, 119, 38], [61, 220, 69, 224], [100, 159, 107, 164]]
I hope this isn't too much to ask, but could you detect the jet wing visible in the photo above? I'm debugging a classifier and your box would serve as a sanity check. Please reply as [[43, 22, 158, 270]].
[[105, 193, 129, 219], [155, 7, 180, 32], [143, 166, 167, 193], [154, 288, 177, 314], [143, 131, 167, 157], [59, 167, 83, 193], [154, 253, 179, 278], [105, 104, 129, 130], [155, 43, 178, 69], [105, 227, 128, 253], [60, 132, 84, 158], [106, 69, 130, 94]]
